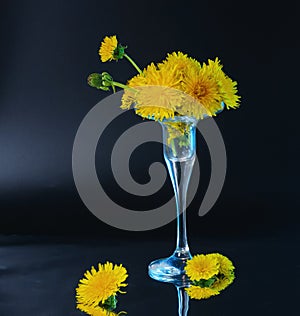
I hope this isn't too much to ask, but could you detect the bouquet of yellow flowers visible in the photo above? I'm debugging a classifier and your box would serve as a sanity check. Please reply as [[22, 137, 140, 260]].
[[88, 35, 240, 121], [82, 36, 237, 309]]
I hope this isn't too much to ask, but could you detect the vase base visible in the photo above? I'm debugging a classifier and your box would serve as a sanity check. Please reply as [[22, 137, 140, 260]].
[[148, 254, 191, 286]]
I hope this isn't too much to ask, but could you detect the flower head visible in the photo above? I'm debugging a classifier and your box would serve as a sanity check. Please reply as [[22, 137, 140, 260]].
[[99, 35, 125, 62], [218, 74, 240, 109], [181, 63, 223, 118], [121, 63, 184, 120], [185, 254, 219, 281], [185, 285, 219, 300], [205, 58, 240, 109], [159, 51, 200, 81], [76, 262, 128, 308]]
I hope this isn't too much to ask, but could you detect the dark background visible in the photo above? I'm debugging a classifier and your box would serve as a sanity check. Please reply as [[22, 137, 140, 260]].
[[0, 1, 299, 315]]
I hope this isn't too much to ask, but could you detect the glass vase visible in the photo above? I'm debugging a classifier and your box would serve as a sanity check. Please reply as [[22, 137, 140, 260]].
[[148, 116, 197, 285]]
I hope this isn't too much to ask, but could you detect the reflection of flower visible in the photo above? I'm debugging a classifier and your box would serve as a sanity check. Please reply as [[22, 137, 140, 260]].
[[208, 253, 235, 275], [76, 261, 128, 314], [185, 253, 235, 300], [207, 253, 235, 291], [77, 304, 119, 316], [211, 274, 234, 292], [185, 254, 219, 280], [185, 285, 219, 300], [99, 35, 119, 62]]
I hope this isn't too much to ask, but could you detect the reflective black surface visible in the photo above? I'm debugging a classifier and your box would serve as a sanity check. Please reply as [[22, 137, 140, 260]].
[[1, 231, 299, 315]]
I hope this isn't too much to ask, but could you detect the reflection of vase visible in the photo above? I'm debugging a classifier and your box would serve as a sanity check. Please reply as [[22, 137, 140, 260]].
[[148, 116, 197, 285], [177, 286, 189, 316]]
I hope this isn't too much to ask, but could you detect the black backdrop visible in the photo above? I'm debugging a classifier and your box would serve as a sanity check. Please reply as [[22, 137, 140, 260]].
[[0, 0, 298, 238]]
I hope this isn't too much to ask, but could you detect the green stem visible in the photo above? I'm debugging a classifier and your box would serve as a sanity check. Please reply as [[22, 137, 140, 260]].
[[112, 81, 136, 92], [112, 81, 128, 90], [171, 138, 177, 157], [124, 54, 142, 74]]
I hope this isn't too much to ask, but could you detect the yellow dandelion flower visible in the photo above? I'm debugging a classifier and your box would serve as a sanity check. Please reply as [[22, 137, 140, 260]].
[[77, 304, 118, 316], [218, 75, 240, 109], [120, 90, 135, 110], [135, 105, 175, 121], [99, 35, 118, 62], [205, 58, 240, 109], [159, 52, 201, 81], [181, 64, 223, 118], [185, 254, 219, 281], [76, 262, 128, 307], [122, 63, 184, 120], [130, 62, 182, 89], [185, 285, 219, 300], [205, 57, 224, 76]]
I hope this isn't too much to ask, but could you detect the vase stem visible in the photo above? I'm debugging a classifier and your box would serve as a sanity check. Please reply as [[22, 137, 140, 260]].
[[165, 157, 195, 259]]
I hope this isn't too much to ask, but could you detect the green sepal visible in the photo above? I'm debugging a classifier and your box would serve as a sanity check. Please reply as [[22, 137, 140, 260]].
[[100, 295, 117, 311], [101, 72, 113, 83], [113, 44, 127, 60]]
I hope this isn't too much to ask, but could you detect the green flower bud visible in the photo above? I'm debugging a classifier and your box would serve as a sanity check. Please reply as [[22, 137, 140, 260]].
[[87, 72, 114, 91], [87, 73, 103, 89]]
